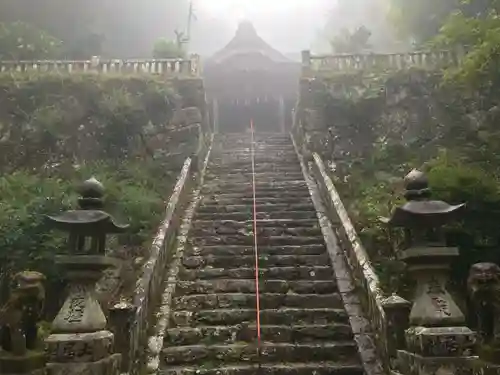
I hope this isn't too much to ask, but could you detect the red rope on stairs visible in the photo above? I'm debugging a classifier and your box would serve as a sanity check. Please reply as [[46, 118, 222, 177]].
[[250, 119, 263, 370]]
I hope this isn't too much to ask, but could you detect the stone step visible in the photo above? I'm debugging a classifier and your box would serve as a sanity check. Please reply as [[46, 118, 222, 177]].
[[161, 342, 359, 366], [214, 147, 295, 152], [208, 158, 300, 167], [191, 226, 322, 239], [202, 191, 312, 199], [202, 181, 308, 193], [178, 266, 334, 281], [200, 197, 312, 205], [160, 362, 363, 375], [194, 211, 318, 221], [216, 139, 293, 145], [181, 254, 330, 269], [208, 166, 302, 173], [175, 280, 337, 295], [211, 154, 297, 159], [196, 203, 314, 214], [186, 244, 327, 257], [191, 235, 322, 247], [171, 308, 349, 327], [192, 219, 319, 229], [205, 171, 304, 178], [172, 293, 342, 311], [215, 140, 294, 145], [164, 323, 354, 346], [204, 178, 305, 185]]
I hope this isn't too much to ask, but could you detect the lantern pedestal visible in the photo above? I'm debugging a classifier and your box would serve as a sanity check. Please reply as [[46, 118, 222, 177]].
[[395, 246, 477, 375], [45, 256, 121, 375]]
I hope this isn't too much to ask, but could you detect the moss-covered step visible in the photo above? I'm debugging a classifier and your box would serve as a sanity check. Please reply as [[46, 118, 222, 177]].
[[164, 323, 354, 346], [160, 362, 364, 375], [172, 292, 343, 310], [161, 341, 359, 366], [194, 210, 318, 221], [183, 244, 327, 257], [178, 265, 334, 281], [170, 308, 349, 327], [175, 279, 338, 295]]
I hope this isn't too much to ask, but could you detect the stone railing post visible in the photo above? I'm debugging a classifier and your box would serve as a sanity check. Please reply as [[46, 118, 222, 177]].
[[381, 294, 412, 369], [301, 50, 312, 76], [108, 301, 136, 373], [385, 169, 477, 375], [44, 177, 129, 375]]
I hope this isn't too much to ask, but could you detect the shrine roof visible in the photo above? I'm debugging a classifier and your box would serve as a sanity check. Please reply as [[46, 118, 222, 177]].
[[208, 21, 291, 65]]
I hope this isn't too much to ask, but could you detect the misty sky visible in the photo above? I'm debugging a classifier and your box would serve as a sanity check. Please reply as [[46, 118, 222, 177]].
[[191, 0, 332, 57]]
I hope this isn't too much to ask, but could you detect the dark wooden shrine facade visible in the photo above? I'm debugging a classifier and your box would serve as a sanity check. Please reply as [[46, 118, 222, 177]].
[[204, 22, 300, 133]]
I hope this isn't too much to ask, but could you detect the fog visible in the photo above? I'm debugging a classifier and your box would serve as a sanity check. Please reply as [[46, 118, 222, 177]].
[[0, 0, 403, 59], [191, 0, 331, 58]]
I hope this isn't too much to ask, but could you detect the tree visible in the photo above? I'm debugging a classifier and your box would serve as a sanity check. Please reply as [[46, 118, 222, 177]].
[[330, 26, 372, 53], [387, 0, 497, 46], [152, 38, 185, 59], [0, 22, 62, 60], [387, 0, 460, 45]]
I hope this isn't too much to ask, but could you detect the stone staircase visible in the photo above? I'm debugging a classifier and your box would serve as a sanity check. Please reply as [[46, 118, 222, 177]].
[[160, 133, 365, 374]]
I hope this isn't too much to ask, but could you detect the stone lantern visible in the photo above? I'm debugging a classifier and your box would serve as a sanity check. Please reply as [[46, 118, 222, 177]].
[[44, 177, 128, 375], [385, 169, 477, 375]]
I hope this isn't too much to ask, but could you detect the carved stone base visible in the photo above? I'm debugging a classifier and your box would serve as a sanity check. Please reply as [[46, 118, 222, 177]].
[[45, 331, 114, 363], [397, 350, 477, 375], [396, 326, 478, 375], [46, 353, 121, 375], [0, 351, 46, 374], [405, 326, 476, 357]]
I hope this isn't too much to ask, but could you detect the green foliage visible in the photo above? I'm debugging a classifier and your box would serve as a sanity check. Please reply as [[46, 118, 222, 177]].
[[0, 22, 62, 60], [0, 73, 176, 173], [152, 38, 185, 59], [0, 73, 195, 295], [0, 161, 169, 283], [310, 63, 500, 298]]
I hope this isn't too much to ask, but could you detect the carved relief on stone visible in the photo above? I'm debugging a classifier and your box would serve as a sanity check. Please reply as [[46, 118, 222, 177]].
[[0, 271, 46, 355], [467, 262, 500, 344]]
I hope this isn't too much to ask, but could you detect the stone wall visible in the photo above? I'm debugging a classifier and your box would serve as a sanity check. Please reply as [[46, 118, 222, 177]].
[[97, 77, 211, 374], [292, 69, 448, 372], [292, 70, 449, 172]]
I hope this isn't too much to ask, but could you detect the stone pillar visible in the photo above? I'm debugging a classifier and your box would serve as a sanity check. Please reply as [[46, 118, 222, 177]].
[[44, 178, 129, 375], [385, 169, 477, 375], [301, 50, 312, 76], [278, 96, 285, 133], [381, 294, 412, 369], [467, 262, 500, 372], [108, 302, 136, 373], [0, 271, 47, 375], [213, 98, 219, 134]]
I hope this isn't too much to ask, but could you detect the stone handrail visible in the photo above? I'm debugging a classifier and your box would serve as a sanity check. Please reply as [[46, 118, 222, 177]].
[[310, 152, 394, 372], [0, 55, 200, 76], [108, 156, 195, 375], [302, 49, 463, 73]]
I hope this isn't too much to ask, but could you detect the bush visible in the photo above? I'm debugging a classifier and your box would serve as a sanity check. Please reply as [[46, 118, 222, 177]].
[[0, 160, 170, 283], [0, 72, 177, 173], [0, 72, 191, 303]]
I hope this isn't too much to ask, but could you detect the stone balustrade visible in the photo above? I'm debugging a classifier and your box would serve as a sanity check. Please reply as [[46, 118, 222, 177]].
[[108, 156, 197, 375], [302, 49, 464, 74], [0, 54, 201, 76], [309, 152, 409, 373]]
